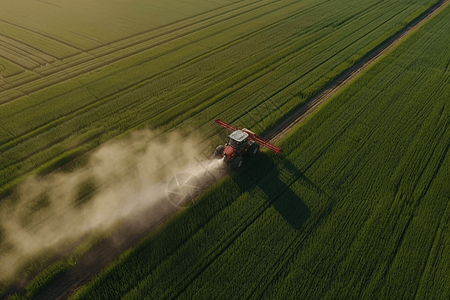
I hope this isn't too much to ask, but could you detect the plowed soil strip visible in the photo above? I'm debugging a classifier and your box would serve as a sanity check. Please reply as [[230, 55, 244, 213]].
[[4, 0, 449, 299]]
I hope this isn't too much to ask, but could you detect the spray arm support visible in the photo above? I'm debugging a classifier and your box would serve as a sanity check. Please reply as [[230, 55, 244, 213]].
[[212, 119, 283, 154]]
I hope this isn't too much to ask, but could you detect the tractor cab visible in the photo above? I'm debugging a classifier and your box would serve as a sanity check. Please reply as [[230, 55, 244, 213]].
[[228, 130, 249, 152], [212, 119, 283, 171]]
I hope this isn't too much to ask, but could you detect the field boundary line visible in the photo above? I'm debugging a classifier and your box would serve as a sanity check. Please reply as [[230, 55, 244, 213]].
[[0, 0, 281, 104], [0, 19, 84, 52], [230, 1, 410, 129], [0, 0, 325, 155], [0, 0, 275, 98], [0, 34, 57, 61], [264, 0, 450, 143], [2, 0, 449, 299]]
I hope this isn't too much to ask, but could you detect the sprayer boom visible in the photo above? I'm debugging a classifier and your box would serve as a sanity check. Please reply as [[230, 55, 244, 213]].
[[212, 119, 283, 154]]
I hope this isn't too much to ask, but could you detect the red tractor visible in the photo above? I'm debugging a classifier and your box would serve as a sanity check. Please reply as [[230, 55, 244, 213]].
[[212, 119, 283, 170]]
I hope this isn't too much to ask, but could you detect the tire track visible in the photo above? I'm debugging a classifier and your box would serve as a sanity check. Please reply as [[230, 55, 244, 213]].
[[0, 19, 85, 52], [135, 162, 306, 299], [413, 188, 450, 299], [129, 0, 414, 134], [164, 0, 407, 152], [0, 0, 436, 206], [0, 0, 275, 97], [175, 164, 329, 300], [0, 34, 57, 62], [0, 46, 39, 70], [167, 0, 450, 297], [371, 113, 450, 296], [2, 0, 329, 96], [3, 0, 309, 101], [158, 197, 272, 300], [0, 0, 297, 121], [216, 0, 409, 131], [2, 0, 449, 299], [246, 1, 450, 295], [0, 0, 257, 64], [0, 44, 45, 69], [264, 0, 450, 144], [0, 0, 442, 192], [0, 9, 308, 165], [0, 0, 326, 169], [0, 0, 287, 147]]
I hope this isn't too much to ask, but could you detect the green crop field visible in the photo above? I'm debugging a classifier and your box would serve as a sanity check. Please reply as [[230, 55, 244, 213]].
[[1, 0, 448, 298], [0, 0, 440, 199], [67, 2, 450, 300]]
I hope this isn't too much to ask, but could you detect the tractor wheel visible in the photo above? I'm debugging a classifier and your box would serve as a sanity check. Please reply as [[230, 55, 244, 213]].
[[248, 143, 260, 157], [232, 157, 244, 171], [214, 145, 225, 158]]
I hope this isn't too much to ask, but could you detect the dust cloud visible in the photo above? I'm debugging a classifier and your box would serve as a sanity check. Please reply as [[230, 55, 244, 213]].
[[0, 130, 226, 284]]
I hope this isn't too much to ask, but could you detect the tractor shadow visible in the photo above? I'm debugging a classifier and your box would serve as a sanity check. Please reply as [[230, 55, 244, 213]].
[[233, 153, 311, 229]]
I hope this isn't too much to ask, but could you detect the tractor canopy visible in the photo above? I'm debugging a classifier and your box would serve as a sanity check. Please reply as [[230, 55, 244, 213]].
[[228, 130, 248, 151], [212, 119, 283, 154]]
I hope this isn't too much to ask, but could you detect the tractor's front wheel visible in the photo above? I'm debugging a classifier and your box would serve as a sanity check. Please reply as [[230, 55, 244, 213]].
[[232, 157, 243, 171], [214, 145, 225, 158], [248, 143, 260, 157]]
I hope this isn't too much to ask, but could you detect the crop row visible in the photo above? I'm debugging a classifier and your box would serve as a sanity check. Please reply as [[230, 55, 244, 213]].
[[0, 20, 79, 59], [0, 0, 252, 52], [263, 5, 450, 299], [0, 0, 270, 95], [0, 56, 25, 78], [0, 0, 438, 200], [67, 2, 450, 299]]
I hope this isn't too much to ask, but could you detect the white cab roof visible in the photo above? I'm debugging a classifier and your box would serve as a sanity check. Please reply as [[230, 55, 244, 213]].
[[229, 130, 248, 142]]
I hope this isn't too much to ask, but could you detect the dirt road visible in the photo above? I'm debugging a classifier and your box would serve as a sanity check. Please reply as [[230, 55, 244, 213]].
[[264, 0, 450, 143], [3, 0, 448, 299]]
